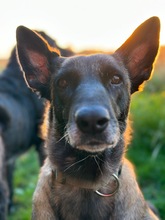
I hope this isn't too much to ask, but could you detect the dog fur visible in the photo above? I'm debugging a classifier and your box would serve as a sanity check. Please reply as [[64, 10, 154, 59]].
[[16, 17, 160, 220]]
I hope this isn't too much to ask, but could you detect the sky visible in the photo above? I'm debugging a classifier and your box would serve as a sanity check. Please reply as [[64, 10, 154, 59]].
[[0, 0, 165, 58]]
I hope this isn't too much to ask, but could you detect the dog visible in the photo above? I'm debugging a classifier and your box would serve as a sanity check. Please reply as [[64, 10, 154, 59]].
[[16, 16, 160, 220], [0, 30, 73, 219]]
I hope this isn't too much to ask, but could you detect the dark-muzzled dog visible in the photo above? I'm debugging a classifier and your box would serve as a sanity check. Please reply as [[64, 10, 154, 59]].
[[16, 17, 160, 220]]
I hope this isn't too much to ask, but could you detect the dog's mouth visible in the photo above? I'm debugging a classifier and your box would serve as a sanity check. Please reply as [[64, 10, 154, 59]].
[[76, 142, 116, 153], [66, 124, 120, 153], [65, 131, 119, 152]]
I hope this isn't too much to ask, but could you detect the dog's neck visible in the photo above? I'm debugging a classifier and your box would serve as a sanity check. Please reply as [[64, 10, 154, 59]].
[[52, 164, 122, 197], [48, 134, 125, 197]]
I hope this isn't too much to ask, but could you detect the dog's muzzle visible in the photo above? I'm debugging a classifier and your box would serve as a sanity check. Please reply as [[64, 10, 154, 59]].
[[66, 105, 120, 153]]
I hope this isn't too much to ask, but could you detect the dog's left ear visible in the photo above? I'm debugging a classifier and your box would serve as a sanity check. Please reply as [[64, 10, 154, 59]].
[[114, 16, 160, 93], [16, 26, 60, 98]]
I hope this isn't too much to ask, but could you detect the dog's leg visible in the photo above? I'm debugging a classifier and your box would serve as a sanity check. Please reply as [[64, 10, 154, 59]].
[[0, 181, 8, 220], [32, 160, 58, 220], [0, 135, 9, 220], [5, 159, 15, 211]]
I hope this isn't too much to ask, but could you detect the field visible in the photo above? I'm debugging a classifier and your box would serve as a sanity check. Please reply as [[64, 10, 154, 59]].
[[1, 50, 165, 219]]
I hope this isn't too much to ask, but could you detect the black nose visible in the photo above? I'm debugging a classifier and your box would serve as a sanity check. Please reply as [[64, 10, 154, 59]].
[[75, 106, 110, 134]]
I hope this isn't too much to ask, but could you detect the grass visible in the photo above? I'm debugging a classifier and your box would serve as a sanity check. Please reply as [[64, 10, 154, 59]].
[[128, 91, 165, 219], [8, 69, 165, 219], [8, 148, 39, 220], [127, 70, 165, 219]]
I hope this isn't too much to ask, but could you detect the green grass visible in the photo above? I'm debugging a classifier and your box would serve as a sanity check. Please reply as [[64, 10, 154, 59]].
[[128, 91, 165, 219], [8, 71, 165, 219], [145, 67, 165, 93], [8, 148, 39, 220]]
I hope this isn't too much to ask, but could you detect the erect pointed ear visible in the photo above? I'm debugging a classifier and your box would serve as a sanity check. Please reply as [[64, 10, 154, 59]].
[[114, 16, 160, 93], [16, 25, 60, 99]]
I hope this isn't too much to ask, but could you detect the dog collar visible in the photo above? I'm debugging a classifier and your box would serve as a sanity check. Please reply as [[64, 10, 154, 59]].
[[95, 173, 119, 197], [53, 165, 121, 197]]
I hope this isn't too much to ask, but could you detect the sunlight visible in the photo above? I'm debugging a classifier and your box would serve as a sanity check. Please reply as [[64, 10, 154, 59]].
[[0, 0, 165, 58]]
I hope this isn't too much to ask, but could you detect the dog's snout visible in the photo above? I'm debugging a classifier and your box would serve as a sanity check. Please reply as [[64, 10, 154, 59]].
[[75, 106, 110, 134]]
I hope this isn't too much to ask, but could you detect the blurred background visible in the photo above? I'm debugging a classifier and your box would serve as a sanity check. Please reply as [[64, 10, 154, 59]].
[[0, 0, 165, 219], [1, 0, 165, 58]]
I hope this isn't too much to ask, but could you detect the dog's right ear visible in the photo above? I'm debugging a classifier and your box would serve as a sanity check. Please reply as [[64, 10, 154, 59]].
[[16, 26, 60, 99], [114, 16, 160, 93]]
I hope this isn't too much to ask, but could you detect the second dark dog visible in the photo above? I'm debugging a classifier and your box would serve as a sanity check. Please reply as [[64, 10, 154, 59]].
[[17, 17, 160, 219], [0, 41, 46, 220]]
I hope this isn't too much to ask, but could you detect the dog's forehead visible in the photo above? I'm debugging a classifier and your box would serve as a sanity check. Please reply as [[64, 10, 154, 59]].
[[60, 54, 125, 75]]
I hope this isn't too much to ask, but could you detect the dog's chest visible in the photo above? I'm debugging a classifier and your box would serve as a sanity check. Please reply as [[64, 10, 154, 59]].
[[53, 185, 115, 220]]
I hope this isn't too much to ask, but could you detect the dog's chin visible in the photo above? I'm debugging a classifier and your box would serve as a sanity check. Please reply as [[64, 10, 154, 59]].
[[75, 143, 115, 153]]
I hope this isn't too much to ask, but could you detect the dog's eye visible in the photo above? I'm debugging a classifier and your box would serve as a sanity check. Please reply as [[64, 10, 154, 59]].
[[111, 75, 122, 85], [57, 79, 68, 89]]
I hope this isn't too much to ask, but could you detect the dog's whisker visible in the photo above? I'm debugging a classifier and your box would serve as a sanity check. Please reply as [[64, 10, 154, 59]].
[[64, 155, 90, 172], [93, 156, 103, 176], [56, 133, 68, 144], [96, 155, 104, 163], [76, 165, 83, 172]]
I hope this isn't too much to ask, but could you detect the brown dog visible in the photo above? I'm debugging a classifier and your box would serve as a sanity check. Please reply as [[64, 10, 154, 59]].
[[16, 17, 160, 220]]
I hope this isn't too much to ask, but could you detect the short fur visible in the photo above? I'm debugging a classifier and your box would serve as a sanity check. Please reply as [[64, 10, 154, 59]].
[[16, 17, 160, 220]]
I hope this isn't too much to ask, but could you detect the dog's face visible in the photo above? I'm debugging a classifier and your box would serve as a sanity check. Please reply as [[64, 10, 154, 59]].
[[50, 54, 130, 153], [16, 17, 160, 180]]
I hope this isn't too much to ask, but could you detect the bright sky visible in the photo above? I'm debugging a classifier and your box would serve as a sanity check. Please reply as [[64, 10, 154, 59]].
[[1, 0, 165, 58]]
